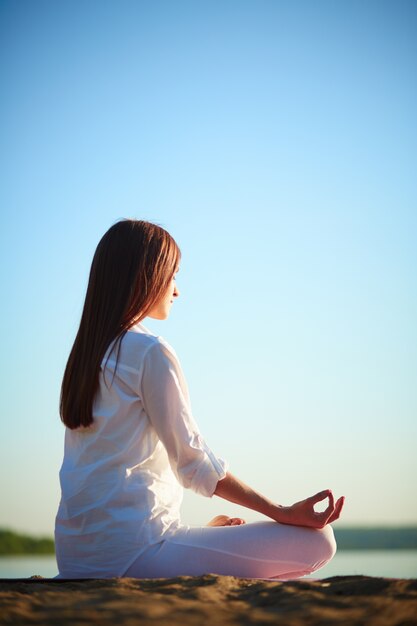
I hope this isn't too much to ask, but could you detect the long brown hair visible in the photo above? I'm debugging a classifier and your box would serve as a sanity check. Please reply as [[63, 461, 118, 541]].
[[60, 219, 181, 429]]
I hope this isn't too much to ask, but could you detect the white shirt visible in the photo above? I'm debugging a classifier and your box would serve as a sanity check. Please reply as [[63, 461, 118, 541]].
[[55, 323, 228, 578]]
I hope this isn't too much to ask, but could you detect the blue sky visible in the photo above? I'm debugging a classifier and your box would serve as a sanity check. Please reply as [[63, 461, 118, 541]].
[[0, 0, 416, 534]]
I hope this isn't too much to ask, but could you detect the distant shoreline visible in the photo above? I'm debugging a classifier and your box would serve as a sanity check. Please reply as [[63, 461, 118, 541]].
[[1, 527, 417, 556], [0, 530, 54, 556], [334, 527, 417, 550]]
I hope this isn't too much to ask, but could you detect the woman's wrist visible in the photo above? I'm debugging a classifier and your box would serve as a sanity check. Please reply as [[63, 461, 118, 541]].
[[263, 501, 287, 523]]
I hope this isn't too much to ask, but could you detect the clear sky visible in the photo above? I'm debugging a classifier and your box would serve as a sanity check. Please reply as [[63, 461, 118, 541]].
[[0, 0, 416, 535]]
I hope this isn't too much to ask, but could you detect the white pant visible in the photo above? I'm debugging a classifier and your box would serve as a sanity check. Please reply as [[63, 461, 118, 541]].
[[124, 521, 336, 580]]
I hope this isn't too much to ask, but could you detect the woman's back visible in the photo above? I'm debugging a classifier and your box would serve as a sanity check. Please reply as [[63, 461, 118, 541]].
[[55, 324, 184, 577]]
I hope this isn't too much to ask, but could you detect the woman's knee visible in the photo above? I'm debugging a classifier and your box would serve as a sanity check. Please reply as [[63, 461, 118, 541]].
[[314, 524, 337, 564]]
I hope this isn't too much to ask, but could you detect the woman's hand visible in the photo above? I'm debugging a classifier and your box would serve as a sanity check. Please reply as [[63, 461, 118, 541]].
[[214, 473, 345, 529], [207, 515, 246, 527], [275, 490, 345, 529]]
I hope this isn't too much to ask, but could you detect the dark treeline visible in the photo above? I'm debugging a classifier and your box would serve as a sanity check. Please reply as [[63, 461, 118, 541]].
[[334, 527, 417, 550], [1, 527, 417, 555], [0, 529, 55, 555]]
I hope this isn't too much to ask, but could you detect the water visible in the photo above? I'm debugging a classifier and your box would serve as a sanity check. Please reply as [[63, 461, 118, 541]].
[[0, 550, 416, 580], [0, 556, 58, 579], [309, 550, 417, 579]]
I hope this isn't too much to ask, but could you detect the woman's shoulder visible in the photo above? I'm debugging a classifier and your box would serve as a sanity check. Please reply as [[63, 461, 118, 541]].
[[122, 323, 179, 367]]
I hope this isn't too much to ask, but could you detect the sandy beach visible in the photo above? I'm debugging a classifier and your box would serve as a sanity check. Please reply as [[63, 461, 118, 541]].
[[1, 574, 416, 625]]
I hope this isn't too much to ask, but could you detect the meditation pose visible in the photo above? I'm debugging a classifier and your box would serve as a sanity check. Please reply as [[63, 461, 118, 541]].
[[55, 219, 345, 579]]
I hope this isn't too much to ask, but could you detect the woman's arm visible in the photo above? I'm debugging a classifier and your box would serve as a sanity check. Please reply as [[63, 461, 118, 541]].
[[141, 341, 228, 497], [214, 472, 345, 529]]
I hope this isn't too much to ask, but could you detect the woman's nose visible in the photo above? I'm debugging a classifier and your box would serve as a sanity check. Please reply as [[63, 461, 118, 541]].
[[173, 283, 180, 298]]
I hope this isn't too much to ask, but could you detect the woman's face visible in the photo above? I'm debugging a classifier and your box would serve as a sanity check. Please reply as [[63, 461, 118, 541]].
[[147, 273, 179, 320]]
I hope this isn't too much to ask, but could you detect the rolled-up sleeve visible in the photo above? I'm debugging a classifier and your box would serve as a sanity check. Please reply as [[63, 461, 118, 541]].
[[140, 340, 228, 497]]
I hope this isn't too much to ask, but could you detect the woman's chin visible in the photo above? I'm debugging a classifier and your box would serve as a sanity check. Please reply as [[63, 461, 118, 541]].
[[147, 312, 169, 321]]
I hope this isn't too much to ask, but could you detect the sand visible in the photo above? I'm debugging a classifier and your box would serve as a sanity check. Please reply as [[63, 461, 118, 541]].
[[1, 575, 416, 625]]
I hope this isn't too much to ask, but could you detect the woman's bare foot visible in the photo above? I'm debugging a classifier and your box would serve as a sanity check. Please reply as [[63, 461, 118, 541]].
[[207, 515, 246, 527]]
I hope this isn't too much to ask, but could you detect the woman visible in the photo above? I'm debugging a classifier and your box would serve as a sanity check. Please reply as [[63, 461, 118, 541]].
[[55, 219, 345, 579]]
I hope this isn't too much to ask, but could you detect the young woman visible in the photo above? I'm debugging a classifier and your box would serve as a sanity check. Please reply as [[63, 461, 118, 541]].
[[55, 219, 345, 580]]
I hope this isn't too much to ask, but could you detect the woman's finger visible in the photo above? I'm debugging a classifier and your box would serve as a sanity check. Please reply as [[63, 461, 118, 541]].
[[309, 489, 332, 505], [309, 490, 335, 526], [319, 491, 336, 525], [327, 496, 345, 523], [325, 490, 335, 514], [309, 490, 334, 519], [320, 495, 344, 525]]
